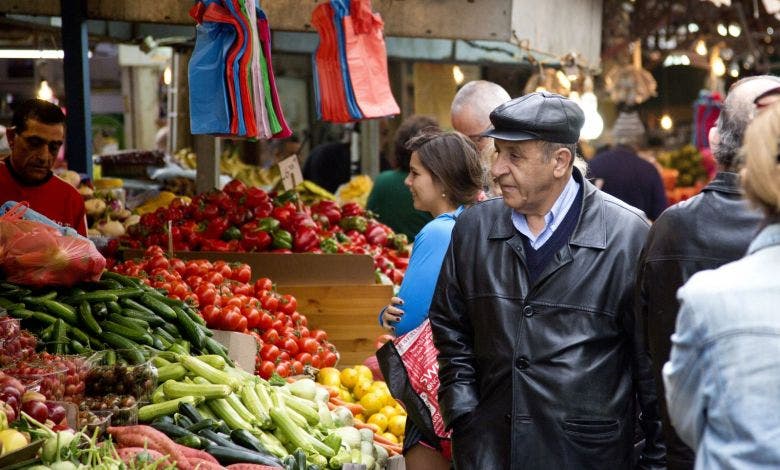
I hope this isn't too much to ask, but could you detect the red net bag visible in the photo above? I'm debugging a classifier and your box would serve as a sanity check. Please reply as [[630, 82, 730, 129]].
[[0, 203, 105, 287]]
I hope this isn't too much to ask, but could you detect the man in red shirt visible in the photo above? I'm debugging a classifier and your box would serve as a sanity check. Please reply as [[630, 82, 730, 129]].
[[1, 99, 87, 236]]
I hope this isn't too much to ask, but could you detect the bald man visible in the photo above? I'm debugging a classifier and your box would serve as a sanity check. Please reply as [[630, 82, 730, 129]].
[[637, 74, 780, 470], [451, 81, 511, 195]]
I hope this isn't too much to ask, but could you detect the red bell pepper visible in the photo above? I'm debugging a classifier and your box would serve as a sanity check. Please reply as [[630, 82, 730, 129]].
[[272, 206, 296, 231], [365, 222, 389, 247], [252, 200, 273, 219], [203, 217, 229, 240], [223, 179, 248, 199], [311, 200, 342, 226], [342, 202, 363, 217], [293, 227, 320, 252], [245, 187, 270, 208], [241, 229, 272, 252]]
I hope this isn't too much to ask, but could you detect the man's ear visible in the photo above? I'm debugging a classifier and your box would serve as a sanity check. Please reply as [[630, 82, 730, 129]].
[[708, 126, 719, 151], [552, 148, 572, 178]]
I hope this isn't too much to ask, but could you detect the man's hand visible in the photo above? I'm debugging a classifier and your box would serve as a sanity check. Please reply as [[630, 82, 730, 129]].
[[381, 296, 405, 332]]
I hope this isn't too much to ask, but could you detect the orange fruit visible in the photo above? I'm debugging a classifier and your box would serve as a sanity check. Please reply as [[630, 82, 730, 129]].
[[380, 405, 398, 419], [388, 414, 407, 437], [382, 432, 399, 444], [352, 379, 373, 400], [368, 413, 388, 433], [339, 368, 359, 390], [354, 365, 373, 382], [317, 367, 341, 388], [360, 391, 385, 416]]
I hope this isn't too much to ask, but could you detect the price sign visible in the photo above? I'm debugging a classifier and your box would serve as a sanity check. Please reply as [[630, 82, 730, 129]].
[[278, 155, 304, 191]]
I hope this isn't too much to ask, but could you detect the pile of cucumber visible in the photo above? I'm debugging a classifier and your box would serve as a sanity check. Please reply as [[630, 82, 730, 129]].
[[0, 272, 231, 365], [144, 354, 388, 470]]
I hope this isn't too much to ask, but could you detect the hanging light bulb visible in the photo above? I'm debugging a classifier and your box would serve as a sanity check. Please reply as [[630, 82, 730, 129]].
[[712, 56, 726, 77], [729, 63, 740, 77], [578, 91, 604, 140], [452, 65, 465, 86], [717, 23, 728, 36], [37, 80, 54, 102], [728, 23, 741, 37], [660, 114, 673, 131], [163, 66, 172, 86], [695, 39, 708, 56]]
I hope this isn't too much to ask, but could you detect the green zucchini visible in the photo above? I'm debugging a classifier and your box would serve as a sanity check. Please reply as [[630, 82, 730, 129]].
[[139, 396, 201, 422]]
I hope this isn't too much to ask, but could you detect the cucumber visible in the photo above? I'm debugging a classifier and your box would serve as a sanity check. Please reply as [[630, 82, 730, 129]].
[[92, 302, 109, 318], [101, 271, 143, 287], [30, 311, 59, 325], [100, 332, 144, 363], [78, 301, 102, 335], [175, 434, 203, 449], [8, 308, 33, 319], [106, 301, 122, 314], [205, 445, 284, 467], [42, 300, 78, 324], [173, 306, 205, 349], [139, 293, 177, 320], [108, 313, 150, 331], [153, 327, 178, 345], [70, 291, 118, 303], [52, 319, 67, 354], [101, 321, 154, 346], [123, 308, 164, 327], [160, 321, 182, 339], [120, 298, 157, 317]]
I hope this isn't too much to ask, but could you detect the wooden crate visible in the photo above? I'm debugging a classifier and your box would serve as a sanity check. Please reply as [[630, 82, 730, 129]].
[[277, 284, 392, 368]]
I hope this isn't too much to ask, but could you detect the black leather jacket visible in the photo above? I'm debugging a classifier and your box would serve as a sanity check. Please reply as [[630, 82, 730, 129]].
[[429, 170, 666, 469], [637, 172, 764, 470]]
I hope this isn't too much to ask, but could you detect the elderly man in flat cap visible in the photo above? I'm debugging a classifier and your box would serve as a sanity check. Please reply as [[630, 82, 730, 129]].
[[428, 91, 666, 469]]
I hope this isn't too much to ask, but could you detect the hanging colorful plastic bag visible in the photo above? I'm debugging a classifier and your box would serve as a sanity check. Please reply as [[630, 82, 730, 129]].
[[257, 6, 292, 138], [0, 203, 105, 287], [344, 0, 400, 118], [330, 0, 364, 120], [312, 2, 353, 123], [225, 0, 254, 136], [188, 0, 236, 135], [376, 319, 452, 460]]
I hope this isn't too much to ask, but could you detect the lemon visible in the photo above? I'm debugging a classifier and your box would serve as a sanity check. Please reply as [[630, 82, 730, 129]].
[[318, 367, 341, 388], [354, 365, 374, 382], [368, 412, 389, 433], [352, 379, 374, 400], [0, 429, 28, 456], [339, 368, 359, 390], [369, 381, 390, 395], [338, 388, 354, 403], [395, 404, 406, 415], [380, 405, 398, 419], [388, 414, 407, 437], [354, 413, 365, 422], [360, 391, 385, 416], [382, 432, 399, 444]]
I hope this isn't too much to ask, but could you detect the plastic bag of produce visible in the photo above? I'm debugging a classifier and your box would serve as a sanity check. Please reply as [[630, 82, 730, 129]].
[[376, 319, 451, 459], [0, 202, 105, 287]]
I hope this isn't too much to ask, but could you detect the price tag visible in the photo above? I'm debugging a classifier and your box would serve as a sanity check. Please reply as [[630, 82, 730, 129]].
[[278, 155, 304, 191]]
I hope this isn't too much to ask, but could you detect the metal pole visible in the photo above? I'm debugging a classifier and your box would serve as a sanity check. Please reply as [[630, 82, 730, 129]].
[[60, 0, 93, 178]]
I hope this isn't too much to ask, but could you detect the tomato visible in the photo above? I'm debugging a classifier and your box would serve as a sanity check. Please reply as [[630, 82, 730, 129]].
[[310, 354, 322, 369], [201, 305, 220, 326], [276, 362, 290, 378], [186, 275, 203, 287], [254, 277, 273, 293], [221, 307, 243, 331], [214, 261, 233, 279], [295, 352, 313, 365], [234, 265, 252, 284], [298, 326, 310, 338], [290, 312, 301, 325], [291, 360, 304, 375], [170, 258, 186, 273], [195, 285, 217, 306], [300, 337, 320, 355], [260, 344, 281, 362], [236, 315, 248, 332], [321, 350, 338, 367], [258, 360, 275, 379], [232, 283, 252, 297], [279, 295, 297, 315], [258, 311, 274, 330], [172, 282, 190, 299], [261, 293, 279, 313], [262, 329, 280, 345], [311, 329, 328, 343], [148, 256, 170, 271], [281, 337, 299, 356], [226, 297, 244, 309], [278, 351, 291, 362], [244, 308, 261, 329], [206, 272, 224, 286], [271, 319, 284, 332]]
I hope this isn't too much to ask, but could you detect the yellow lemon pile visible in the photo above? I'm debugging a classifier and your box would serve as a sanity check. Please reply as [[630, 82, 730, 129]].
[[317, 365, 407, 444]]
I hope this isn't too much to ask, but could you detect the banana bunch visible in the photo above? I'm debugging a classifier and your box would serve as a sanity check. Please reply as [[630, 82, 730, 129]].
[[336, 174, 373, 207], [220, 149, 279, 188], [174, 148, 198, 169]]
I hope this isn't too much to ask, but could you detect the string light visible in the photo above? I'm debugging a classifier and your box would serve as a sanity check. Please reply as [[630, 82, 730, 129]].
[[717, 23, 728, 36], [695, 40, 708, 56], [712, 56, 726, 77], [163, 66, 172, 86], [452, 65, 465, 86], [729, 63, 739, 77], [37, 80, 54, 102], [660, 114, 673, 130], [728, 23, 741, 37]]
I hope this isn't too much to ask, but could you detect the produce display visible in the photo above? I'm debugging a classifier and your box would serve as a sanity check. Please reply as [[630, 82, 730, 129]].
[[175, 147, 280, 189], [317, 366, 406, 446], [116, 180, 409, 285], [112, 247, 339, 378]]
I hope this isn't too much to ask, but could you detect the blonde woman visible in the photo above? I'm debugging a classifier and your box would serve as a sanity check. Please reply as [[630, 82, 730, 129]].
[[663, 101, 780, 470]]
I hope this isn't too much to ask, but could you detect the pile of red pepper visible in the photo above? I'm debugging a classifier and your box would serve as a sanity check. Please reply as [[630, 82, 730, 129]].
[[111, 246, 338, 378], [116, 180, 409, 285]]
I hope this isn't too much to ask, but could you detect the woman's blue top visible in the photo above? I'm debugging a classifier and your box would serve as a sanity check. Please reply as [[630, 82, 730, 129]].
[[379, 206, 464, 336]]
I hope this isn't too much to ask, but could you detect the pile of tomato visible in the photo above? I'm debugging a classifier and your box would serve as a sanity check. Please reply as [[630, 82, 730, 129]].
[[110, 180, 410, 285], [112, 246, 338, 378]]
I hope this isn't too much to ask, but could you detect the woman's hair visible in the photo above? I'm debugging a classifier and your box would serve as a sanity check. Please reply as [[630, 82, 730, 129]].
[[405, 130, 483, 206], [393, 115, 439, 172], [741, 100, 780, 217]]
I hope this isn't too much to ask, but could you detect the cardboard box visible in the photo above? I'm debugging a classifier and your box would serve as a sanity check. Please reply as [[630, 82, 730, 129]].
[[277, 284, 391, 368], [210, 330, 258, 373], [122, 250, 376, 285]]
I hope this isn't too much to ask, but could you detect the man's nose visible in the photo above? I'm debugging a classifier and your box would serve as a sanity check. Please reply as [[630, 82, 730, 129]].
[[491, 153, 508, 179]]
